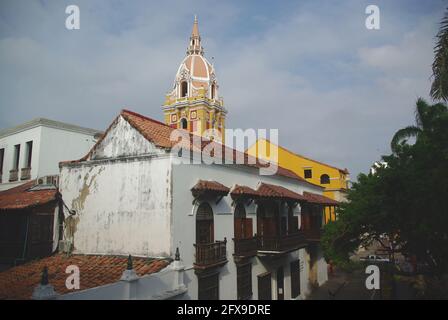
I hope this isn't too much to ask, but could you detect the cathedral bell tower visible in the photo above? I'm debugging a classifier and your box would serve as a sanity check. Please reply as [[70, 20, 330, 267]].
[[162, 16, 227, 143]]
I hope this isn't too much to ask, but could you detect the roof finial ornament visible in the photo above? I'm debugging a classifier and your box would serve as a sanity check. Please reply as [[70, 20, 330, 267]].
[[187, 15, 203, 56], [127, 254, 133, 270], [41, 266, 49, 285], [175, 247, 180, 261]]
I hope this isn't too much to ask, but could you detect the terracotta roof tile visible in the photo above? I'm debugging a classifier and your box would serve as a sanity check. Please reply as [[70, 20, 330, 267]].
[[0, 180, 58, 210], [0, 253, 170, 300], [303, 191, 340, 205], [191, 180, 230, 196], [257, 183, 307, 202], [230, 185, 260, 199]]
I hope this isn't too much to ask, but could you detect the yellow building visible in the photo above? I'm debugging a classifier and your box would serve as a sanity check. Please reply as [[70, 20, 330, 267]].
[[162, 16, 227, 143], [247, 139, 350, 222]]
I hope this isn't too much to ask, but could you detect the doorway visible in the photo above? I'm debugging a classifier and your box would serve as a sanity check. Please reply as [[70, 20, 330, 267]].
[[276, 267, 284, 300]]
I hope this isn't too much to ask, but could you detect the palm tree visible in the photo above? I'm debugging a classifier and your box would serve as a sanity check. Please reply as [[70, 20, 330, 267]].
[[390, 98, 447, 153], [431, 8, 448, 101]]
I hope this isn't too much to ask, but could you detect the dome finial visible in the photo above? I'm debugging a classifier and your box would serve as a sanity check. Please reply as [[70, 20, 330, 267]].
[[187, 15, 203, 55]]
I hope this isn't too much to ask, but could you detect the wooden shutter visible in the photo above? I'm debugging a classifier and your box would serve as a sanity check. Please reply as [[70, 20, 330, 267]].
[[244, 218, 253, 238], [234, 218, 243, 240]]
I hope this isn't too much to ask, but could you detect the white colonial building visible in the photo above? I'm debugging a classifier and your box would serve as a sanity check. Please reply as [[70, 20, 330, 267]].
[[0, 118, 101, 191], [56, 109, 334, 300]]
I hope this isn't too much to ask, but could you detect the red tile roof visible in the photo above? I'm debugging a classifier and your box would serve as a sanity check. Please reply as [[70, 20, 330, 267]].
[[257, 183, 307, 202], [230, 185, 260, 200], [191, 180, 230, 196], [0, 253, 170, 300], [62, 110, 316, 187], [303, 191, 340, 205], [0, 180, 58, 210]]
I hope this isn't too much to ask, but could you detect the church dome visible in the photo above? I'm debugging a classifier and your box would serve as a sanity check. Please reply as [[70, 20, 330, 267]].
[[176, 54, 215, 89], [167, 16, 219, 101]]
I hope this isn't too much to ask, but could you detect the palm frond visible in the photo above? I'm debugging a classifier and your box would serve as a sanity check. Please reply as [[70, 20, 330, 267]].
[[390, 126, 421, 153], [431, 9, 448, 101]]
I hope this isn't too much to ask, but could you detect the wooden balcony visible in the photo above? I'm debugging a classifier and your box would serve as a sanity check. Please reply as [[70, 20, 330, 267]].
[[194, 239, 228, 269], [9, 169, 18, 182], [303, 229, 323, 242], [257, 232, 307, 254], [20, 167, 31, 180], [233, 236, 258, 258]]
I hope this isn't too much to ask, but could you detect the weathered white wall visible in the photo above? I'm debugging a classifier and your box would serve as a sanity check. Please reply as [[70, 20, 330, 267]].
[[89, 117, 163, 160], [59, 158, 172, 257], [59, 116, 172, 257]]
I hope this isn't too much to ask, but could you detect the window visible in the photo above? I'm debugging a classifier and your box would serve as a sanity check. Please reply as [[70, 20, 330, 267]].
[[198, 272, 219, 300], [180, 81, 188, 97], [13, 144, 20, 170], [290, 260, 301, 298], [257, 272, 272, 300], [237, 263, 252, 300], [25, 141, 33, 168], [211, 84, 216, 99], [304, 169, 312, 179], [180, 118, 188, 130], [0, 148, 4, 176], [320, 174, 330, 184]]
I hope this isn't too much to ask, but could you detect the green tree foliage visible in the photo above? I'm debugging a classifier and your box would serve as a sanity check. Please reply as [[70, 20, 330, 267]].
[[431, 8, 448, 101], [322, 99, 448, 274]]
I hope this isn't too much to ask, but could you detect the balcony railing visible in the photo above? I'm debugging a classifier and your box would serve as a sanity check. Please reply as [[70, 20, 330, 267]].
[[233, 236, 258, 257], [9, 169, 18, 182], [303, 229, 323, 242], [194, 239, 227, 268], [20, 167, 31, 180], [257, 232, 307, 253]]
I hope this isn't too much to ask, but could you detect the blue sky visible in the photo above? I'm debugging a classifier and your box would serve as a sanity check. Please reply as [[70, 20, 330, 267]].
[[0, 0, 445, 178]]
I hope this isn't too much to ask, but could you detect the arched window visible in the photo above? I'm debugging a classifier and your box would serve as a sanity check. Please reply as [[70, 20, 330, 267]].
[[196, 202, 214, 244], [180, 81, 188, 98], [320, 174, 330, 184], [211, 84, 216, 99], [180, 118, 188, 130]]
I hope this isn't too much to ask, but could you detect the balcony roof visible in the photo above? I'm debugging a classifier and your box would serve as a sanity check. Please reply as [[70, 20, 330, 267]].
[[257, 183, 307, 202], [303, 191, 339, 205], [191, 180, 230, 198]]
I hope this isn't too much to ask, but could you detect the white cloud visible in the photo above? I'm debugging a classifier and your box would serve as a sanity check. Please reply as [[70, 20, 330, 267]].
[[0, 0, 443, 178]]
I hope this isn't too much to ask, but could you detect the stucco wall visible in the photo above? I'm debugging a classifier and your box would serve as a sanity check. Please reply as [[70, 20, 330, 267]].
[[0, 126, 42, 190], [59, 116, 172, 257], [59, 157, 172, 257], [0, 123, 97, 191]]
